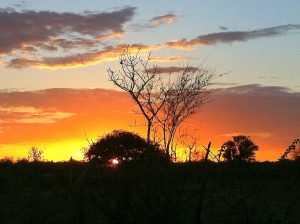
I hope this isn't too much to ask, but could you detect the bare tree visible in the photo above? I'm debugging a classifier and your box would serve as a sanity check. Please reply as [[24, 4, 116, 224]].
[[156, 66, 217, 157], [108, 48, 168, 142], [177, 128, 202, 162], [108, 47, 221, 157]]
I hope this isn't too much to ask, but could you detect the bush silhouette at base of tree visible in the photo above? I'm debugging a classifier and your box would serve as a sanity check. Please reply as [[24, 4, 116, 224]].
[[84, 130, 168, 166]]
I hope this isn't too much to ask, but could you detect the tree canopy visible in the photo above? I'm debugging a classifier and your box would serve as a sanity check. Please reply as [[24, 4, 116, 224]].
[[221, 135, 258, 162], [84, 130, 167, 165]]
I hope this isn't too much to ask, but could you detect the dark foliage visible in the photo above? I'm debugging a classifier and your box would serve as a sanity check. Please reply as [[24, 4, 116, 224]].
[[84, 130, 167, 165], [221, 135, 259, 162]]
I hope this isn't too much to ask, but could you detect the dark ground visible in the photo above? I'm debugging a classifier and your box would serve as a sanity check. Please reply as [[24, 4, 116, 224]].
[[0, 160, 299, 224]]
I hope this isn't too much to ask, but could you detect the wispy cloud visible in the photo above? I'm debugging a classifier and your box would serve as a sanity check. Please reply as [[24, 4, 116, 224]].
[[149, 56, 192, 62], [149, 13, 178, 26], [7, 44, 161, 69], [146, 66, 198, 74], [219, 26, 229, 31], [0, 106, 75, 124], [165, 24, 300, 49], [131, 13, 178, 31]]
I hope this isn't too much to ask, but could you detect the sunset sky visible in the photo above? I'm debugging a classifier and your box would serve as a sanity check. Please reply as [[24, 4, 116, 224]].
[[0, 0, 299, 161]]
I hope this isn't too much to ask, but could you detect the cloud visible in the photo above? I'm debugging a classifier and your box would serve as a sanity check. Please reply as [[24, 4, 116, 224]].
[[219, 26, 228, 31], [165, 24, 300, 49], [0, 106, 75, 124], [0, 88, 134, 144], [149, 56, 192, 62], [198, 85, 300, 140], [0, 18, 300, 69], [12, 0, 27, 8], [258, 76, 284, 80], [146, 66, 199, 74], [0, 7, 135, 55], [150, 13, 178, 26], [7, 44, 161, 69]]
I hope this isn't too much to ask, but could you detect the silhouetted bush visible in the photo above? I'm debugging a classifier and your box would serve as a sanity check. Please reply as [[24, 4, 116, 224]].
[[84, 130, 168, 166], [221, 135, 258, 162], [27, 147, 44, 162]]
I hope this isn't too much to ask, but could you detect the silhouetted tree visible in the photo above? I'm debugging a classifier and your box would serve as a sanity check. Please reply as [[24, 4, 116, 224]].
[[221, 135, 258, 162], [176, 128, 203, 162], [291, 145, 300, 160], [108, 47, 168, 143], [280, 137, 300, 160], [108, 47, 221, 157], [157, 67, 217, 157], [27, 147, 43, 162], [84, 130, 167, 165]]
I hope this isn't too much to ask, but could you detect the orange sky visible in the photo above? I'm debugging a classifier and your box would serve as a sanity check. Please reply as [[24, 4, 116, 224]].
[[0, 2, 299, 163], [0, 85, 299, 162]]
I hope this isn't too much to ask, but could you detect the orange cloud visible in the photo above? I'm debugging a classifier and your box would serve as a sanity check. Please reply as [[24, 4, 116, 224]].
[[7, 44, 163, 69], [0, 106, 75, 124]]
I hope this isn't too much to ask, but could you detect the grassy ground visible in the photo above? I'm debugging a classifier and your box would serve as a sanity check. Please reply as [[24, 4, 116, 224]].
[[0, 160, 299, 224]]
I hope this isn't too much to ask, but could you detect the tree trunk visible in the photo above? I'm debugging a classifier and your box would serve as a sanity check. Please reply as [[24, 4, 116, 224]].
[[146, 119, 151, 143]]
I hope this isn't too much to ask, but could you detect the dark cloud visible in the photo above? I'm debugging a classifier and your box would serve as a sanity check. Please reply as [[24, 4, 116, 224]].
[[149, 56, 192, 62], [0, 7, 135, 55], [219, 26, 228, 31], [146, 66, 198, 74], [166, 24, 300, 49]]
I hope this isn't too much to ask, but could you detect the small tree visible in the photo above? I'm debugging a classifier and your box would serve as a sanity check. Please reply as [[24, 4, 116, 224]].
[[221, 135, 258, 162], [27, 147, 43, 162], [177, 128, 203, 162], [84, 130, 167, 165]]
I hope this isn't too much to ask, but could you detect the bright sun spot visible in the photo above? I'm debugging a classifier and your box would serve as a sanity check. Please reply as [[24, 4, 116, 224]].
[[112, 159, 119, 165]]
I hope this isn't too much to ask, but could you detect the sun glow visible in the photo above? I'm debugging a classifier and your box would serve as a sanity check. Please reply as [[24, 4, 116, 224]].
[[111, 158, 119, 165]]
